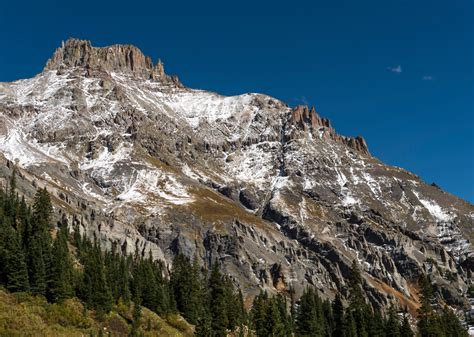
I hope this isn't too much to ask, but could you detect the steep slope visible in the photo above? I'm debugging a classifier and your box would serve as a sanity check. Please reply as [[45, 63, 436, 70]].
[[0, 39, 472, 310]]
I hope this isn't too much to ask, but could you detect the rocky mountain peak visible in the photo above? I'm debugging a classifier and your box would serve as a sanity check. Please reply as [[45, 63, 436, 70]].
[[289, 105, 370, 155], [44, 38, 181, 85], [1, 40, 472, 316]]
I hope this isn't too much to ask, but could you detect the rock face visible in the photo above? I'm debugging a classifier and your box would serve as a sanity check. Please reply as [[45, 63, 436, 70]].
[[45, 38, 180, 85], [289, 105, 369, 155], [0, 39, 472, 311]]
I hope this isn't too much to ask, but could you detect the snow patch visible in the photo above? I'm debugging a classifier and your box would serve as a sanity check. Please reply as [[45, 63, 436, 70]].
[[413, 191, 454, 222], [0, 127, 69, 167]]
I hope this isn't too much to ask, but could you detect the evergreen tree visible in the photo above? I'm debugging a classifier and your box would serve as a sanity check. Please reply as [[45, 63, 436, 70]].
[[79, 237, 113, 314], [276, 294, 292, 336], [296, 287, 324, 336], [170, 254, 203, 324], [195, 314, 212, 337], [26, 188, 53, 296], [105, 242, 131, 306], [5, 170, 17, 220], [32, 187, 53, 231], [129, 293, 142, 337], [440, 306, 468, 337], [264, 297, 285, 337], [416, 275, 442, 337], [384, 305, 401, 337], [208, 262, 229, 337], [0, 218, 29, 292], [343, 311, 358, 337], [251, 291, 269, 337], [400, 311, 414, 337], [368, 308, 385, 337], [332, 293, 345, 337], [222, 275, 245, 330], [132, 251, 172, 315], [347, 260, 368, 337], [17, 196, 30, 241], [117, 255, 131, 305], [48, 227, 74, 302], [28, 234, 48, 295]]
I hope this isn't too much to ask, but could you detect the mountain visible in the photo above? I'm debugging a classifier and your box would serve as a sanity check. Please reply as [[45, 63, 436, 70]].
[[0, 38, 472, 311]]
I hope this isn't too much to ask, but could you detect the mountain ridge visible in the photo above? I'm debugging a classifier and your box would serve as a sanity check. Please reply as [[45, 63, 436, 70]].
[[0, 38, 472, 313]]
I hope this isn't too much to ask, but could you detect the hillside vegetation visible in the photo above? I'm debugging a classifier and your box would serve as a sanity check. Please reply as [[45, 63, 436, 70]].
[[0, 289, 193, 336], [0, 171, 468, 336]]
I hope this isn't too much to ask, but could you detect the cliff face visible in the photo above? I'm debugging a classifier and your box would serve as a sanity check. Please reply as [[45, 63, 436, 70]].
[[0, 39, 472, 311], [45, 38, 181, 85]]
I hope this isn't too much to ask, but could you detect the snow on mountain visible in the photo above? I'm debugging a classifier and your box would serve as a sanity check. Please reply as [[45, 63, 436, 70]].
[[0, 38, 472, 310]]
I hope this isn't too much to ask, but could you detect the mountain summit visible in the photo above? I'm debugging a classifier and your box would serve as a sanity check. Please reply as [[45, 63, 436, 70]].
[[0, 39, 472, 311], [45, 38, 181, 85]]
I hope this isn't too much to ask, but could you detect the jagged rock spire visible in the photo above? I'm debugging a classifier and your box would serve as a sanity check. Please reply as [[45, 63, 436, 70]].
[[44, 38, 181, 85], [290, 105, 370, 155]]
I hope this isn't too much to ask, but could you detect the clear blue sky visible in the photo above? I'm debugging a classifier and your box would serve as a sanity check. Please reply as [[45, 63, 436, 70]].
[[1, 0, 473, 202]]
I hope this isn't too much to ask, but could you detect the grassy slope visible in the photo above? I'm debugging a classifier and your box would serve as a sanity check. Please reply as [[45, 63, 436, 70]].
[[0, 289, 194, 337]]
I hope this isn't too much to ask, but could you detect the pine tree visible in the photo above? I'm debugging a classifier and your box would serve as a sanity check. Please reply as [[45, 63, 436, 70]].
[[332, 293, 345, 337], [208, 262, 228, 337], [368, 308, 385, 337], [28, 234, 48, 295], [400, 310, 413, 337], [17, 196, 30, 241], [117, 255, 131, 305], [237, 289, 247, 329], [129, 293, 142, 337], [264, 297, 285, 337], [344, 311, 358, 337], [32, 187, 53, 231], [0, 218, 29, 292], [48, 227, 74, 302], [80, 238, 113, 314], [384, 305, 401, 337], [222, 275, 243, 331], [195, 314, 212, 337], [416, 275, 446, 337], [170, 254, 204, 324], [347, 260, 369, 337], [440, 306, 468, 337], [105, 242, 132, 306], [296, 287, 322, 336], [132, 252, 168, 314], [321, 298, 334, 337], [251, 291, 269, 337], [26, 188, 53, 296]]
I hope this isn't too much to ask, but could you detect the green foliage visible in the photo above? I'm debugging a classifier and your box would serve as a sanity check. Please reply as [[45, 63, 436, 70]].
[[132, 250, 174, 315], [195, 314, 212, 337], [250, 291, 292, 337], [332, 293, 345, 337], [295, 287, 327, 336], [170, 253, 203, 323], [0, 171, 469, 337], [78, 237, 113, 314], [416, 275, 468, 337], [384, 306, 400, 337], [48, 227, 75, 302], [0, 218, 29, 292], [400, 313, 414, 337], [129, 293, 142, 337]]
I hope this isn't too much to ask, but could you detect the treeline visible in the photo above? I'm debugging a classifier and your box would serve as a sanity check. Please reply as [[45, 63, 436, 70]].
[[250, 261, 415, 337], [249, 261, 467, 337], [0, 172, 469, 337], [0, 173, 245, 336]]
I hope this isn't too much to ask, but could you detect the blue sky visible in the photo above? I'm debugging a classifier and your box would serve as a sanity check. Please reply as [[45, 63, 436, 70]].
[[1, 0, 473, 202]]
